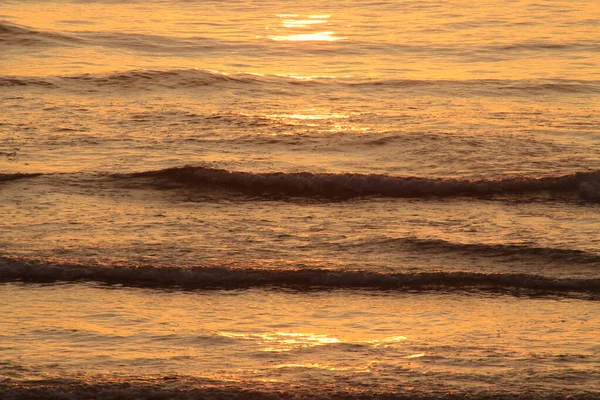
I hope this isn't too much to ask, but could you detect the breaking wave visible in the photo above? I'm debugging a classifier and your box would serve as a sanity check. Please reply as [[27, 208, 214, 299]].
[[1, 257, 598, 297], [116, 166, 600, 201]]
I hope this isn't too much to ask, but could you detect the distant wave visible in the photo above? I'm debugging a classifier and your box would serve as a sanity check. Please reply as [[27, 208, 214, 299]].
[[0, 69, 253, 90], [0, 21, 81, 46], [116, 166, 600, 201], [495, 40, 600, 52], [347, 78, 600, 95], [1, 257, 598, 297], [0, 20, 213, 50], [2, 68, 599, 95], [5, 19, 600, 57], [78, 31, 234, 52], [0, 20, 259, 53]]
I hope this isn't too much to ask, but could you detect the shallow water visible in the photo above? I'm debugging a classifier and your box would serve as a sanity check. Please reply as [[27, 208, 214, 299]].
[[2, 283, 600, 398]]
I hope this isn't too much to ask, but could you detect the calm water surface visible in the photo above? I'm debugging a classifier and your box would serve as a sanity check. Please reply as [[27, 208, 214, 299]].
[[1, 0, 599, 398]]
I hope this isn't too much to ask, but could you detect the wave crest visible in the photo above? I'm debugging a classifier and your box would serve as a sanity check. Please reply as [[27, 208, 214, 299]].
[[2, 67, 599, 94], [118, 166, 600, 201], [0, 69, 254, 89], [1, 258, 598, 297], [0, 21, 81, 46]]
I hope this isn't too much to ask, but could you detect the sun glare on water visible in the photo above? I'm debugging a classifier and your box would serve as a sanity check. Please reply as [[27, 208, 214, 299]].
[[269, 31, 345, 42], [217, 331, 409, 353], [267, 13, 346, 42]]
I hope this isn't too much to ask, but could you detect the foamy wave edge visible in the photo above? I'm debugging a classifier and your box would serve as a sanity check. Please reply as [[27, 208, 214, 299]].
[[119, 166, 600, 201], [1, 258, 599, 297]]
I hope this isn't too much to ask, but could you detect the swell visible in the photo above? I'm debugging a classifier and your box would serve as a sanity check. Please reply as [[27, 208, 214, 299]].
[[0, 21, 82, 46], [79, 31, 241, 52], [495, 40, 600, 52], [1, 68, 599, 94], [5, 20, 600, 55], [117, 166, 600, 201], [0, 20, 257, 54], [1, 258, 598, 298], [0, 69, 253, 90]]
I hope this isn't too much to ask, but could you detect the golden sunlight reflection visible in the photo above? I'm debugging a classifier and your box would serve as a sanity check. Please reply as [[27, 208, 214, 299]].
[[274, 73, 345, 80], [261, 111, 370, 134], [218, 331, 407, 352], [281, 19, 328, 28], [218, 332, 340, 352], [273, 364, 363, 371], [269, 32, 345, 42], [266, 113, 350, 121], [367, 336, 408, 347], [267, 13, 346, 42]]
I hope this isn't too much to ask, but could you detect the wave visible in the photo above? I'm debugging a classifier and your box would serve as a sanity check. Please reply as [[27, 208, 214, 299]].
[[0, 20, 263, 56], [2, 68, 599, 94], [116, 166, 600, 201], [1, 377, 599, 400], [497, 41, 600, 52], [0, 172, 42, 182], [87, 33, 246, 54], [5, 20, 600, 56], [351, 237, 600, 265], [0, 21, 81, 46], [0, 69, 254, 90], [1, 257, 598, 298], [349, 78, 600, 94], [0, 20, 214, 50], [0, 20, 246, 52]]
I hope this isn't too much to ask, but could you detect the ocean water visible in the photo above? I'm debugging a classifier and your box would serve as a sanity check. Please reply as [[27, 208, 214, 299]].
[[1, 0, 600, 399]]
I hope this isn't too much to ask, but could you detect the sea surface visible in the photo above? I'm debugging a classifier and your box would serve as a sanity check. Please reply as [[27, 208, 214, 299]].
[[1, 0, 600, 399]]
